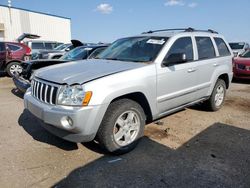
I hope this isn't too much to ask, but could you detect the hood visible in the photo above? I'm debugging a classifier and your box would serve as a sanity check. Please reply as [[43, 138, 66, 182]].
[[34, 59, 147, 85], [234, 57, 250, 66]]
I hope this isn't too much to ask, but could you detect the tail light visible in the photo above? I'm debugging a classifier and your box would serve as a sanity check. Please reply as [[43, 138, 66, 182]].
[[25, 47, 32, 55]]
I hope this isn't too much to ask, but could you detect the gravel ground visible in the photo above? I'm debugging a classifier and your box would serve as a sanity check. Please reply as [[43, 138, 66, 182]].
[[0, 76, 249, 188]]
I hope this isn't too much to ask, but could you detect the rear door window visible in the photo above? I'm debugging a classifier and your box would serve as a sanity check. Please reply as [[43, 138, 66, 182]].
[[214, 38, 231, 56], [195, 37, 216, 60], [32, 42, 44, 49]]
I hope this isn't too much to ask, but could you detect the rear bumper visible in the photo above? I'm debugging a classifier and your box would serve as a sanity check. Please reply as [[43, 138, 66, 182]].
[[13, 75, 31, 93]]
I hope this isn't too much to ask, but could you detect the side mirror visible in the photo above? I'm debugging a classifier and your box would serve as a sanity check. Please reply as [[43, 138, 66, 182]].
[[163, 53, 187, 66]]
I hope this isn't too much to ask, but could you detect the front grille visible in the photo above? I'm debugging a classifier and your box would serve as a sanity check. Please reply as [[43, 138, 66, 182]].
[[31, 79, 59, 105]]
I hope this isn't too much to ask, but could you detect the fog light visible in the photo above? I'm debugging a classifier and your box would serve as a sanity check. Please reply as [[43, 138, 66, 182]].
[[61, 116, 74, 129]]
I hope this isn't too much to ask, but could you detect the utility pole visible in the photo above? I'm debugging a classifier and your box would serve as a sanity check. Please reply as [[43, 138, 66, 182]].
[[8, 0, 12, 24]]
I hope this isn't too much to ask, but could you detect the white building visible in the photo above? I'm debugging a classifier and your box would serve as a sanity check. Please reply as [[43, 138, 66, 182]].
[[0, 5, 71, 43]]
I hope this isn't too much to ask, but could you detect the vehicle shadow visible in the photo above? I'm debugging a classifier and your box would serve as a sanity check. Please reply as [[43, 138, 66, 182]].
[[11, 88, 24, 99], [232, 78, 250, 85], [18, 110, 78, 151], [0, 71, 7, 77], [53, 123, 250, 188]]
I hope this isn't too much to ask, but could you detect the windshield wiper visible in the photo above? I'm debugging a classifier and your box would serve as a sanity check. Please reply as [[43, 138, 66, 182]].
[[103, 57, 120, 61]]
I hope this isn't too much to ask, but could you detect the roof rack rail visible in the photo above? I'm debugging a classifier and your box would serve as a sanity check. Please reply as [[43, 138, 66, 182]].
[[142, 27, 218, 34], [142, 28, 194, 34]]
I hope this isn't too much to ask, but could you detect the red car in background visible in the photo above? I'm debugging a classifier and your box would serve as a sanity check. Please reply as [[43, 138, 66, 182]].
[[0, 42, 31, 77], [233, 49, 250, 79]]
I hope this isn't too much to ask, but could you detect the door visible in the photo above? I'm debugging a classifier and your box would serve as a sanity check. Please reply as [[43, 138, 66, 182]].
[[194, 36, 218, 98], [157, 37, 198, 114]]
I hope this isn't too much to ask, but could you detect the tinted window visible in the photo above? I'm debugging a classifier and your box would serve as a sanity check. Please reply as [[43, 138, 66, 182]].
[[0, 42, 5, 51], [196, 37, 216, 59], [164, 37, 193, 62], [44, 43, 53, 49], [214, 38, 230, 56], [7, 44, 21, 51], [229, 43, 245, 50], [32, 42, 44, 49]]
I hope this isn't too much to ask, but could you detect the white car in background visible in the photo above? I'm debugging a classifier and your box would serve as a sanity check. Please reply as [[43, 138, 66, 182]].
[[229, 42, 249, 57]]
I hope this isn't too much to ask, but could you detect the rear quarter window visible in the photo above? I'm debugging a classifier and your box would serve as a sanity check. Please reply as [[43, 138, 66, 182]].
[[196, 37, 216, 60], [0, 42, 5, 51], [7, 44, 22, 51], [214, 38, 231, 56]]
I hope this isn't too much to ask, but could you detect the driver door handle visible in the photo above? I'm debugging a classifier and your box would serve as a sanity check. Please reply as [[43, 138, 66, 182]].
[[187, 68, 196, 73]]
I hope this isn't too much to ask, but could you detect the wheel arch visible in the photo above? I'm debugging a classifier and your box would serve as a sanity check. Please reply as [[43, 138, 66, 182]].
[[218, 73, 229, 89], [110, 92, 153, 123]]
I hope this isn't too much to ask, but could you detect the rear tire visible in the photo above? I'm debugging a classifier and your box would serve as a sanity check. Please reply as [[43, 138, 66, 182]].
[[204, 79, 226, 111], [96, 99, 146, 155], [6, 62, 23, 77]]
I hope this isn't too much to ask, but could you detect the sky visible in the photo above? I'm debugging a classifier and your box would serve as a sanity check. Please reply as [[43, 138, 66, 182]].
[[0, 0, 249, 43]]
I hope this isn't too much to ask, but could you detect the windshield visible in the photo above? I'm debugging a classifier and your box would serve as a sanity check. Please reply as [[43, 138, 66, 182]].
[[60, 46, 89, 60], [229, 43, 245, 50], [240, 50, 250, 58], [54, 44, 69, 50], [96, 36, 168, 62]]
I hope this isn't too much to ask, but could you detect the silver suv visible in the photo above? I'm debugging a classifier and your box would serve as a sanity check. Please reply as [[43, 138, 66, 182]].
[[24, 28, 233, 154]]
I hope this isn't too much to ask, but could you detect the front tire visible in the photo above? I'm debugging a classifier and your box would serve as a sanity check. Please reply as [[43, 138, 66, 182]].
[[6, 62, 23, 77], [204, 79, 226, 111], [96, 99, 146, 155]]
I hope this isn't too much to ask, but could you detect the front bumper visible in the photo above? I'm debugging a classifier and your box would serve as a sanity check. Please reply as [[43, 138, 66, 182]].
[[233, 68, 250, 79], [13, 75, 31, 93], [24, 88, 108, 142]]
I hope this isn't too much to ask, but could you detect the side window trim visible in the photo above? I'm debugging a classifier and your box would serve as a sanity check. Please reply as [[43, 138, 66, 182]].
[[211, 37, 220, 57]]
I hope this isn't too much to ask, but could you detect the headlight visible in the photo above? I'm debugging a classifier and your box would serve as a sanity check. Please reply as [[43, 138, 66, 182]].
[[57, 85, 92, 106]]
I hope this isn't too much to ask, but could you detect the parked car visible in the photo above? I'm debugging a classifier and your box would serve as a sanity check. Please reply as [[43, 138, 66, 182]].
[[24, 28, 233, 154], [0, 41, 31, 76], [229, 42, 249, 57], [233, 49, 250, 79], [32, 40, 84, 60], [25, 40, 63, 53], [13, 44, 108, 93], [17, 33, 63, 53]]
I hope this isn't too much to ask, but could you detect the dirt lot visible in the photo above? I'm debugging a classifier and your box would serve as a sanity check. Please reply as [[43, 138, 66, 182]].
[[0, 76, 249, 188]]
